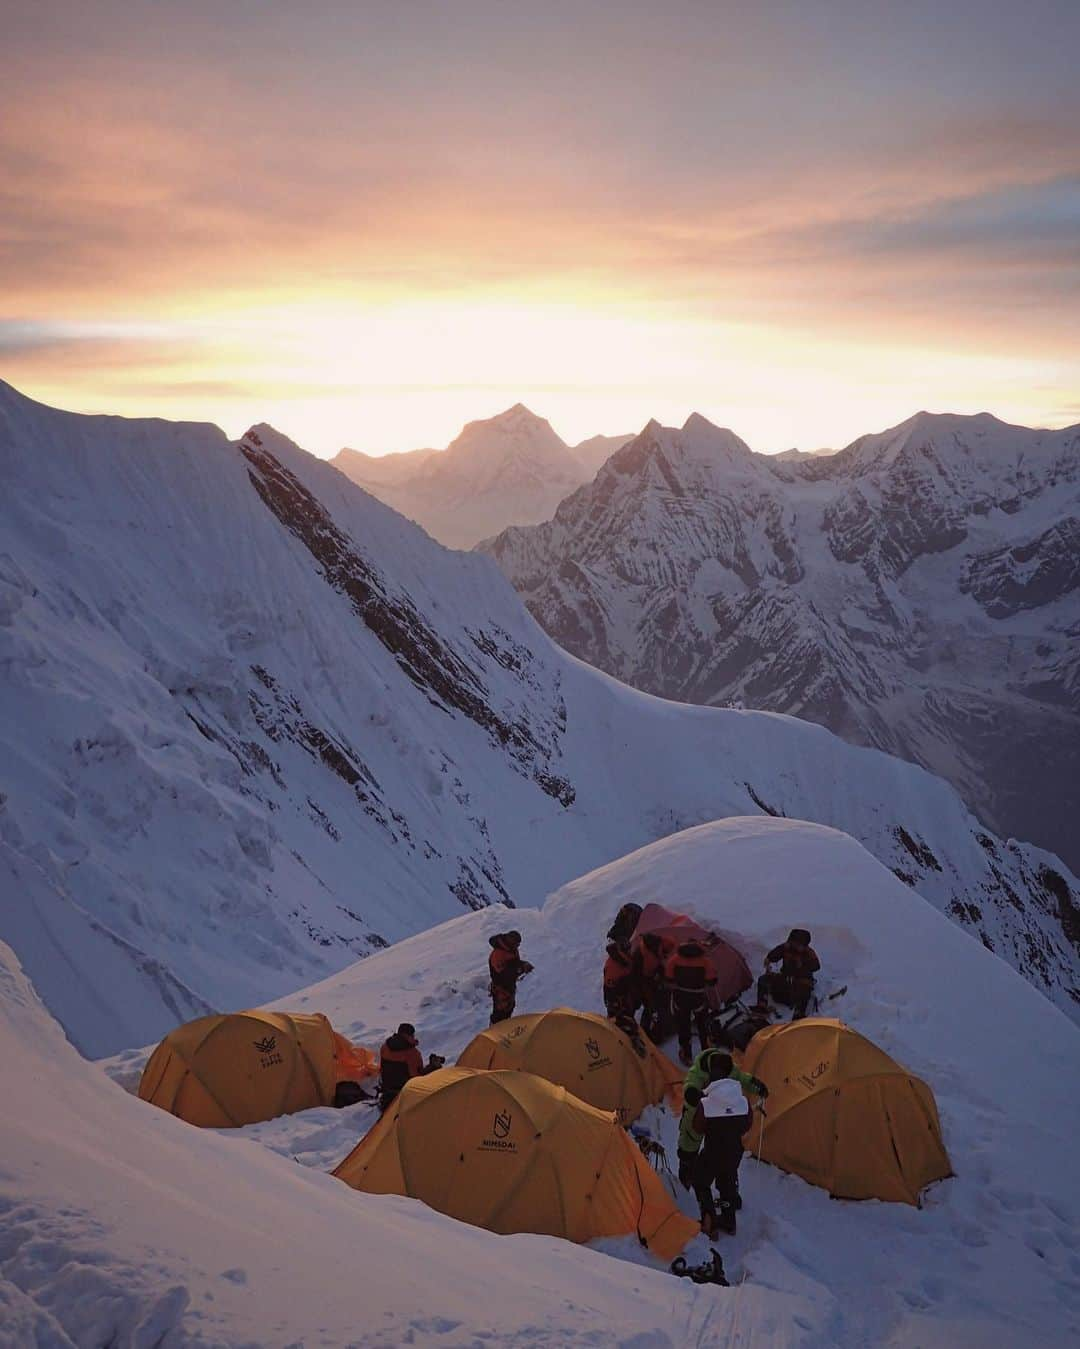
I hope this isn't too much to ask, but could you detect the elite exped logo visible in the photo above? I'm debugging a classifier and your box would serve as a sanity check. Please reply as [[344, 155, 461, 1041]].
[[253, 1035, 283, 1069], [480, 1109, 517, 1152], [585, 1037, 601, 1060], [500, 1025, 527, 1048]]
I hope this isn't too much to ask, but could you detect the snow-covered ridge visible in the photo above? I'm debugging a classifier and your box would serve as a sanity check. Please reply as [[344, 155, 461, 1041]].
[[87, 818, 1080, 1347], [484, 409, 1080, 876], [1, 379, 1077, 1056]]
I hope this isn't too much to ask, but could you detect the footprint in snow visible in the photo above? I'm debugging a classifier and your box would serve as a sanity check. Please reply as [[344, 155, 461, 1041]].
[[989, 1186, 1032, 1212], [950, 1217, 988, 1249]]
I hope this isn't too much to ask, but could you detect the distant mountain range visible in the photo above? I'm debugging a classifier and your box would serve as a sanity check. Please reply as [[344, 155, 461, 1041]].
[[483, 411, 1080, 873], [2, 380, 1076, 1054], [332, 405, 632, 548]]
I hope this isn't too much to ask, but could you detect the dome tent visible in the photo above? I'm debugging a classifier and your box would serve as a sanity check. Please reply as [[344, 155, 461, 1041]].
[[631, 902, 752, 1007], [138, 1010, 376, 1128], [740, 1018, 952, 1206], [333, 1067, 698, 1260], [456, 1007, 683, 1123]]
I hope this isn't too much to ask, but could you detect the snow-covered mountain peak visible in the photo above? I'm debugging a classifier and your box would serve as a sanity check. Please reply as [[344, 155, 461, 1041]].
[[833, 409, 1080, 482], [570, 431, 634, 477], [332, 404, 591, 547], [680, 410, 751, 448], [605, 416, 758, 483], [4, 380, 1079, 1055], [441, 403, 572, 470], [485, 408, 1080, 875]]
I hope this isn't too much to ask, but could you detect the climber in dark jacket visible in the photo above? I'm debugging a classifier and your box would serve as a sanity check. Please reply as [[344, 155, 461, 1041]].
[[488, 931, 533, 1024], [665, 939, 717, 1064], [754, 928, 821, 1019], [606, 902, 643, 946], [378, 1023, 443, 1111], [603, 941, 640, 1020], [633, 932, 670, 1040]]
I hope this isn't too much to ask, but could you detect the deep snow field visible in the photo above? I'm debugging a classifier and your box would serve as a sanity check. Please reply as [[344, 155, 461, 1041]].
[[5, 816, 1068, 1347]]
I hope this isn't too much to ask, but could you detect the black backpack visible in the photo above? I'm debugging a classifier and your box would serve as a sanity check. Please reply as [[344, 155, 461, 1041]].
[[333, 1080, 371, 1108], [722, 1011, 770, 1052]]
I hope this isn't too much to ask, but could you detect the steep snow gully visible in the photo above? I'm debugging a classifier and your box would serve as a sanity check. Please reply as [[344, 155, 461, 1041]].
[[1, 380, 1078, 1057]]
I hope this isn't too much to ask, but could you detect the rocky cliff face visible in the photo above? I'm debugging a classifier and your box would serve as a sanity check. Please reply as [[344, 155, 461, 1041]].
[[485, 411, 1080, 874]]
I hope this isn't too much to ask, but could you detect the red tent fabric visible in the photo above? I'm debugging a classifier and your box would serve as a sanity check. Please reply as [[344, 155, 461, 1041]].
[[631, 903, 752, 1008]]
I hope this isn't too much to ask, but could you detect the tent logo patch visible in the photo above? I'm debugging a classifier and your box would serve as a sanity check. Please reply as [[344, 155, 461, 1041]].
[[481, 1109, 517, 1152], [253, 1035, 283, 1068], [792, 1059, 831, 1091], [585, 1037, 612, 1071]]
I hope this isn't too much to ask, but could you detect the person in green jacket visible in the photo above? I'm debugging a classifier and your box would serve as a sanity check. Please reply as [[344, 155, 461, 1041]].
[[676, 1047, 768, 1194]]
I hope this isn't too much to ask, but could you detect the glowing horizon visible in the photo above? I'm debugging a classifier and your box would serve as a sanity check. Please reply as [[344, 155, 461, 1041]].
[[3, 2, 1077, 458]]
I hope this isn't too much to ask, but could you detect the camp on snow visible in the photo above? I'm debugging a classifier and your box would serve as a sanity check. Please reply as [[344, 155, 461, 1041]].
[[333, 1066, 699, 1260], [138, 1010, 377, 1128], [631, 903, 753, 1007], [739, 1018, 952, 1206], [456, 1006, 683, 1123]]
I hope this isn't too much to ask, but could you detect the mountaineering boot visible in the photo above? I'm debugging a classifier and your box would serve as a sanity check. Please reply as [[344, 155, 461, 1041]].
[[716, 1201, 737, 1235], [679, 1043, 693, 1067], [734, 1187, 743, 1211], [700, 1209, 718, 1238]]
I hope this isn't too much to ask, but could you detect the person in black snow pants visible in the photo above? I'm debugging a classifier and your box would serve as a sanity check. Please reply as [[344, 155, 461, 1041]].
[[754, 928, 821, 1020], [691, 1052, 757, 1237]]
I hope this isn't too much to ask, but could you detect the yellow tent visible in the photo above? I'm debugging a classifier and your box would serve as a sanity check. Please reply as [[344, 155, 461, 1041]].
[[333, 1067, 698, 1260], [138, 1010, 375, 1128], [740, 1018, 952, 1206], [456, 1007, 683, 1123]]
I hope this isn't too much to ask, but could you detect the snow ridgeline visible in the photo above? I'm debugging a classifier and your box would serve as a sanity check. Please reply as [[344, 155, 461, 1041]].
[[19, 817, 1080, 1346], [1, 378, 1078, 1060]]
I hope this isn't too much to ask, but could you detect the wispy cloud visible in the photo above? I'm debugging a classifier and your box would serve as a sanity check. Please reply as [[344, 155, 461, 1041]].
[[2, 1, 1078, 449]]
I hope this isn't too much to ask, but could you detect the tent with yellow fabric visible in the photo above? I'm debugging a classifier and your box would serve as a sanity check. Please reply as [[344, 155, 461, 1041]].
[[333, 1067, 698, 1260], [138, 1010, 378, 1128], [739, 1018, 952, 1206], [456, 1008, 683, 1123]]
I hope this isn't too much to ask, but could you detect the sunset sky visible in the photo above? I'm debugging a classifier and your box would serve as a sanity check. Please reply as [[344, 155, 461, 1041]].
[[3, 1, 1078, 455]]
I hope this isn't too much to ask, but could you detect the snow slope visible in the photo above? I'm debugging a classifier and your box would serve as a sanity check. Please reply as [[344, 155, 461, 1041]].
[[1, 931, 752, 1349], [100, 818, 1080, 1347], [485, 411, 1080, 872], [1, 379, 1078, 1057], [332, 404, 592, 548]]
